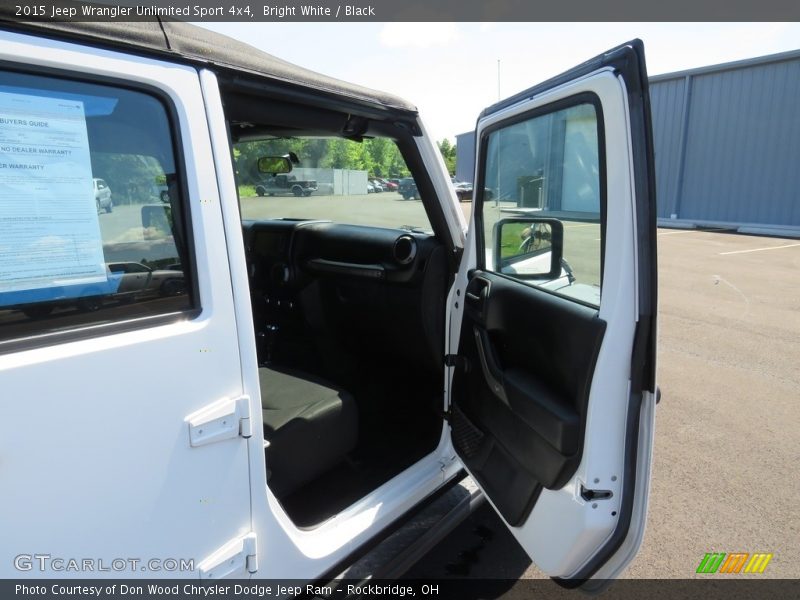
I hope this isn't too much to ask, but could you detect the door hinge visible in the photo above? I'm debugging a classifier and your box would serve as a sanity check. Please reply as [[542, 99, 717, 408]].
[[186, 395, 252, 447], [198, 532, 258, 579]]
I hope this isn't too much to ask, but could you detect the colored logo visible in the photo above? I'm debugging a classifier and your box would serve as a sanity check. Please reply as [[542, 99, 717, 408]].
[[696, 552, 773, 574]]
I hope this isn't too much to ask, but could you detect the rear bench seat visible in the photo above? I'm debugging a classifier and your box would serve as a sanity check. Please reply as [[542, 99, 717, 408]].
[[259, 365, 357, 497]]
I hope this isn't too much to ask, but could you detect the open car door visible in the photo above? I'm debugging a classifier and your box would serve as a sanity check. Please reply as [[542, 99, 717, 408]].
[[448, 40, 657, 587]]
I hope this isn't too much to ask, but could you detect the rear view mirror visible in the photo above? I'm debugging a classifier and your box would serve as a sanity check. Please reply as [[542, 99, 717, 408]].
[[493, 218, 564, 280], [257, 156, 293, 175]]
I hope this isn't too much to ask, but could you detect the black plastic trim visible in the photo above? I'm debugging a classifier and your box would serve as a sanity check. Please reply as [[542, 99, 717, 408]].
[[305, 258, 385, 280], [223, 74, 420, 130]]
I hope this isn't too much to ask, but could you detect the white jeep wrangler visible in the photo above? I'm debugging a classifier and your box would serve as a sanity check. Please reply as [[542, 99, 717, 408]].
[[0, 16, 658, 589]]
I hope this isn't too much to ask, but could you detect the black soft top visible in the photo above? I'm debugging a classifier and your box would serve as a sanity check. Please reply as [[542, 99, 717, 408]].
[[0, 16, 419, 116]]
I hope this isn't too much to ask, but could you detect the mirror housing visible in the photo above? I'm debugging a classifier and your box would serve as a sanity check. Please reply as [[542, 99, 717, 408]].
[[257, 155, 294, 175], [492, 217, 564, 280]]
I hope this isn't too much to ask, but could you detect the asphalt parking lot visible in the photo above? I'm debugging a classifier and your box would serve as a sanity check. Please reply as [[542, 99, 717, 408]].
[[406, 226, 800, 585]]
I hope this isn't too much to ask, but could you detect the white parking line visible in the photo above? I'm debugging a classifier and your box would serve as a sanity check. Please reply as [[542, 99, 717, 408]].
[[719, 243, 800, 256], [658, 228, 728, 236], [658, 229, 697, 236]]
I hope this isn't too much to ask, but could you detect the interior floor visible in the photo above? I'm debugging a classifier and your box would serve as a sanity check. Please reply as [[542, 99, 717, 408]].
[[281, 396, 442, 528]]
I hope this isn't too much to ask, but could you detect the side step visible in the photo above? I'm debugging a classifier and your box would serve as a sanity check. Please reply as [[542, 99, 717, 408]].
[[323, 476, 483, 594]]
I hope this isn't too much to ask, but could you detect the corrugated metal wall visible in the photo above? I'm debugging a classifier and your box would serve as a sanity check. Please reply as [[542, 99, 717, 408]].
[[650, 78, 687, 219], [651, 50, 800, 233], [455, 131, 475, 183]]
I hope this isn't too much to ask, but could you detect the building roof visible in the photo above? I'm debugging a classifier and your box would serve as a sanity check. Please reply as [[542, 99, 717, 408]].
[[0, 16, 418, 115], [649, 47, 800, 83]]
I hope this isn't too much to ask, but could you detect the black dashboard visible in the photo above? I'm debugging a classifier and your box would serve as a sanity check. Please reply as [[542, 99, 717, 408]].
[[242, 219, 449, 375]]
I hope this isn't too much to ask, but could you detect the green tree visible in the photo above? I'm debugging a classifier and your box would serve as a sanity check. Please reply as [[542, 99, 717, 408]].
[[437, 138, 457, 175]]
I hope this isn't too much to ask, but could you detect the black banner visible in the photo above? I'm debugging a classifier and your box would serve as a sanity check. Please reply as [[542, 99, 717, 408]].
[[4, 0, 800, 22], [3, 579, 800, 600]]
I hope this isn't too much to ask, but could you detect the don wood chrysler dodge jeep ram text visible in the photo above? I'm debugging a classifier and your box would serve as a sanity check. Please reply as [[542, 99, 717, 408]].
[[0, 17, 658, 588]]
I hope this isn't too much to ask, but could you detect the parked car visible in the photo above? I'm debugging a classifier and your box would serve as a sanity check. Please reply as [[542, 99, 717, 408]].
[[370, 179, 384, 192], [93, 177, 112, 212], [366, 181, 375, 193], [454, 181, 473, 202], [398, 177, 419, 200], [454, 182, 496, 203], [255, 174, 317, 197], [377, 178, 398, 191]]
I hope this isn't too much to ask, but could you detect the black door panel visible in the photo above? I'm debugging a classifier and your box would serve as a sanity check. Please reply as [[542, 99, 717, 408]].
[[452, 272, 605, 525], [504, 368, 580, 455]]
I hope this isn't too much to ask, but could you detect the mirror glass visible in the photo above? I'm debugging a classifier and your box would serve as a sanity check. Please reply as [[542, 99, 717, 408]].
[[501, 221, 553, 258], [257, 156, 293, 174], [141, 204, 172, 239], [498, 221, 553, 270]]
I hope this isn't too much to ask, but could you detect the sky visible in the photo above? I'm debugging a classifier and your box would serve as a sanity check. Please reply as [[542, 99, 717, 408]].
[[195, 22, 800, 143]]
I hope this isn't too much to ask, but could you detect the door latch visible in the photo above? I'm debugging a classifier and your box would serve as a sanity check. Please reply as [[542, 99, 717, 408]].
[[580, 484, 613, 502]]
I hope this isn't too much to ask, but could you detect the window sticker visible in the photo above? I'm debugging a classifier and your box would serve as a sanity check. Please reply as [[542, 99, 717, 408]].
[[0, 90, 108, 307]]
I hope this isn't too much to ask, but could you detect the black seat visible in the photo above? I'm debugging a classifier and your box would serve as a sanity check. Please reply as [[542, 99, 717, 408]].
[[259, 366, 357, 497]]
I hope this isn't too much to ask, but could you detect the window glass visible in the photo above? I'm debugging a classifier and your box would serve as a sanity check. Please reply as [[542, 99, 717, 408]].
[[0, 71, 195, 345], [233, 137, 432, 233], [482, 102, 602, 306]]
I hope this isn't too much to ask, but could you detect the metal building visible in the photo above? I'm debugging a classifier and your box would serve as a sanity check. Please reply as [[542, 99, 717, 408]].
[[455, 130, 476, 184], [455, 49, 800, 237], [651, 49, 800, 236]]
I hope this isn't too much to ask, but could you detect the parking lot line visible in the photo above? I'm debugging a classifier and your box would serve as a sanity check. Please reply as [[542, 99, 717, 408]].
[[658, 228, 728, 236], [719, 243, 800, 256], [658, 229, 698, 236]]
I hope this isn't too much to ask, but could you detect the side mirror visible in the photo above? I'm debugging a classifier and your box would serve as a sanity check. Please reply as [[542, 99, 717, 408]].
[[141, 204, 172, 237], [257, 156, 293, 175], [492, 218, 564, 280]]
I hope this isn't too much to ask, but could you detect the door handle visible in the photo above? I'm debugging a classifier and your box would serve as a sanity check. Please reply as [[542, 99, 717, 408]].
[[473, 326, 508, 405], [465, 276, 491, 310]]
